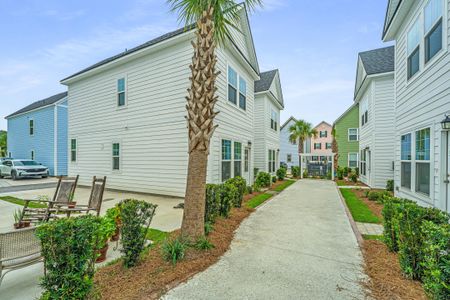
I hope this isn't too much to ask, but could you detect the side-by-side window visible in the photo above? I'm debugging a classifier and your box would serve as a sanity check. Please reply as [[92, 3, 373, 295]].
[[424, 0, 443, 63], [407, 18, 421, 79], [228, 65, 247, 111], [228, 67, 238, 105], [221, 139, 243, 181], [401, 133, 412, 189]]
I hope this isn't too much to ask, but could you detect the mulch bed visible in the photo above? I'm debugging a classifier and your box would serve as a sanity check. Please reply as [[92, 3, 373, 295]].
[[336, 179, 368, 187], [362, 240, 427, 300], [93, 188, 273, 300], [351, 188, 384, 220]]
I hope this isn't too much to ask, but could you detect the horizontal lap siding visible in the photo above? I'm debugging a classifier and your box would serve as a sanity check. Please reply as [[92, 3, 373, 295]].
[[358, 84, 373, 186], [335, 105, 359, 168], [280, 119, 299, 169], [394, 0, 450, 210], [253, 95, 266, 172], [57, 100, 68, 176]]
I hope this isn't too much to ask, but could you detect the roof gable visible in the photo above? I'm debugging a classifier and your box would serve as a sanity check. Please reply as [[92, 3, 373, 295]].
[[334, 103, 359, 125], [255, 69, 284, 108], [281, 116, 297, 130], [314, 121, 332, 129], [6, 92, 68, 119]]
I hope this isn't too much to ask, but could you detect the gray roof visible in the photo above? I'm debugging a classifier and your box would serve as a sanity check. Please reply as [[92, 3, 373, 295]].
[[359, 46, 395, 75], [61, 25, 195, 82], [383, 0, 402, 39], [6, 92, 67, 119], [254, 70, 277, 92]]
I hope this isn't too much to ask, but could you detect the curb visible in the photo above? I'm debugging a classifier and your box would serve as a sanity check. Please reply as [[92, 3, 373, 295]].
[[335, 183, 364, 247]]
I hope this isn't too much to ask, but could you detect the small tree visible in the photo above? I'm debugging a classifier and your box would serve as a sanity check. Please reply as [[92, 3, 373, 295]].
[[289, 120, 317, 169]]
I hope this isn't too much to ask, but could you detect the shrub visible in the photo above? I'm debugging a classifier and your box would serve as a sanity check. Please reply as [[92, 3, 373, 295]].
[[386, 179, 394, 192], [35, 215, 100, 299], [276, 167, 286, 181], [97, 216, 116, 249], [368, 191, 380, 201], [120, 199, 158, 268], [291, 166, 300, 178], [195, 236, 214, 250], [382, 197, 411, 252], [219, 183, 237, 217], [302, 169, 308, 178], [205, 184, 221, 224], [272, 176, 277, 183], [162, 237, 186, 265], [397, 203, 449, 279], [337, 167, 344, 180], [255, 172, 271, 188], [246, 185, 253, 195], [225, 176, 247, 207], [350, 172, 358, 183], [355, 167, 359, 176], [343, 167, 349, 177], [422, 221, 450, 299]]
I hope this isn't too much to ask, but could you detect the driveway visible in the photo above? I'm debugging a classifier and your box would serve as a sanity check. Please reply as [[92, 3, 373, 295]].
[[164, 180, 365, 299], [0, 177, 57, 193]]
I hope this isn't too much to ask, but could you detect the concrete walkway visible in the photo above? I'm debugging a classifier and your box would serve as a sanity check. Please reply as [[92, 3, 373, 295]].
[[163, 180, 365, 300]]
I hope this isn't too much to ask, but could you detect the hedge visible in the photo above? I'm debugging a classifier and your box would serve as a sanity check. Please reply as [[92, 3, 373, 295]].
[[291, 166, 300, 178], [381, 195, 450, 287], [225, 176, 247, 208], [205, 181, 238, 223], [255, 172, 271, 188]]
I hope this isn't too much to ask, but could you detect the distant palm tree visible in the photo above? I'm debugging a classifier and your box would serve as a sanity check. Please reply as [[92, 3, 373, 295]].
[[0, 131, 6, 157], [167, 0, 263, 239], [331, 126, 339, 171], [289, 120, 317, 169]]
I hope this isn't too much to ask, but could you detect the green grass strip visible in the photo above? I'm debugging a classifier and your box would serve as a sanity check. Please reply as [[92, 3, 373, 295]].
[[340, 189, 380, 224], [273, 180, 295, 192], [246, 193, 272, 209], [146, 228, 169, 245], [0, 196, 47, 208], [362, 234, 383, 241]]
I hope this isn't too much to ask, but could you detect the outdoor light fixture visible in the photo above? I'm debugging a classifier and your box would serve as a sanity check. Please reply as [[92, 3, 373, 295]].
[[441, 114, 450, 130]]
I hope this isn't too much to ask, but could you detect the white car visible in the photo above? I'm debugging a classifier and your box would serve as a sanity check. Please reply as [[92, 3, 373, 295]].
[[0, 159, 49, 180]]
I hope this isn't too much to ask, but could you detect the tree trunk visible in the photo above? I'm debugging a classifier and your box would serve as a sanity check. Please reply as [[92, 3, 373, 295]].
[[298, 138, 304, 169], [181, 7, 219, 239]]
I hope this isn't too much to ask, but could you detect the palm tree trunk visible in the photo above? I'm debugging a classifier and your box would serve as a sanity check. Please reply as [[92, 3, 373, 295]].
[[181, 7, 219, 239], [298, 138, 304, 169]]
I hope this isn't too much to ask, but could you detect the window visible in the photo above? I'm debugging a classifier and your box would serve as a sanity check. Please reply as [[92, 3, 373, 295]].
[[222, 140, 232, 181], [348, 153, 358, 168], [239, 77, 246, 110], [361, 114, 365, 126], [424, 0, 443, 63], [112, 143, 120, 170], [314, 143, 321, 150], [360, 150, 366, 176], [415, 128, 430, 195], [319, 131, 327, 138], [268, 149, 276, 173], [8, 152, 11, 158], [234, 142, 242, 177], [271, 110, 278, 131], [117, 78, 126, 106], [364, 111, 368, 124], [407, 19, 421, 79], [244, 148, 249, 172], [70, 139, 77, 162], [228, 66, 238, 105], [325, 143, 332, 150], [29, 119, 34, 135], [401, 134, 412, 189], [348, 128, 359, 141], [312, 156, 319, 161], [31, 150, 35, 161], [287, 154, 292, 163]]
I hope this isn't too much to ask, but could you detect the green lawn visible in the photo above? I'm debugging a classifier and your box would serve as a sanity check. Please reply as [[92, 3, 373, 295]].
[[362, 234, 383, 241], [0, 196, 47, 208], [246, 193, 272, 209], [340, 189, 380, 224], [273, 180, 295, 192], [146, 228, 169, 245]]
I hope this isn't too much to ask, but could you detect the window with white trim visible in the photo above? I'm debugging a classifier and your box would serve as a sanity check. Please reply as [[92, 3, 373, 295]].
[[239, 77, 246, 110], [29, 119, 34, 136], [348, 128, 359, 141], [408, 18, 421, 79], [415, 128, 430, 195], [271, 110, 278, 131], [234, 142, 242, 177], [228, 66, 238, 105], [244, 148, 249, 172], [287, 154, 292, 163], [70, 139, 77, 162], [222, 140, 232, 181], [117, 78, 126, 106], [314, 143, 321, 150], [360, 150, 366, 176], [112, 143, 120, 170], [348, 153, 358, 168], [424, 0, 443, 63], [401, 133, 412, 189], [268, 149, 276, 173]]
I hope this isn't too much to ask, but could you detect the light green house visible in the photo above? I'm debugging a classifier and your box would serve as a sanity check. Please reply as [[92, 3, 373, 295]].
[[333, 103, 359, 168]]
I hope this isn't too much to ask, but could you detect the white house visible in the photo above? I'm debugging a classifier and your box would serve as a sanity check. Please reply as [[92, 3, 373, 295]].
[[253, 70, 284, 175], [354, 46, 396, 189], [280, 117, 299, 169], [60, 7, 273, 197], [383, 0, 450, 212]]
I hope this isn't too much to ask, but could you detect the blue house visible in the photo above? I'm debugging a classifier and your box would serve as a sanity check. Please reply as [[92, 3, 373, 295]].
[[5, 92, 68, 176]]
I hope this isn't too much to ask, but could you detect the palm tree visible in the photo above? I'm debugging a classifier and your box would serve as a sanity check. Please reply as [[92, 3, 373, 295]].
[[331, 126, 339, 172], [0, 131, 6, 157], [288, 120, 317, 169], [167, 0, 263, 239]]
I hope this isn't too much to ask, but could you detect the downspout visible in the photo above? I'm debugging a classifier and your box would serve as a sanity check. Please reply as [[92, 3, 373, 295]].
[[54, 105, 58, 176]]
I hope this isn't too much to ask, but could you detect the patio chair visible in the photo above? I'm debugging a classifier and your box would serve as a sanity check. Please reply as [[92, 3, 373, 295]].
[[0, 227, 42, 286], [50, 176, 107, 217], [19, 175, 79, 224]]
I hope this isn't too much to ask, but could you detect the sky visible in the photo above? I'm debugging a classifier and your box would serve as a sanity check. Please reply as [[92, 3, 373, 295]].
[[0, 0, 392, 130]]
